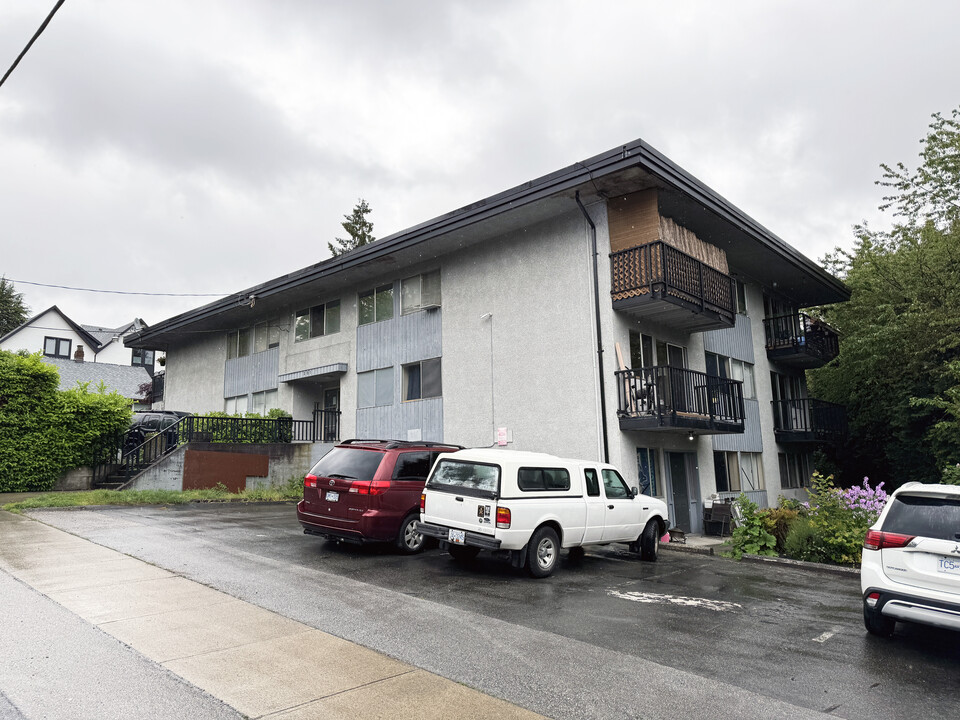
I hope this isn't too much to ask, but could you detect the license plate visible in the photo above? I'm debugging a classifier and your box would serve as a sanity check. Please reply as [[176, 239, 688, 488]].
[[448, 529, 466, 545], [937, 557, 960, 575], [325, 491, 339, 502]]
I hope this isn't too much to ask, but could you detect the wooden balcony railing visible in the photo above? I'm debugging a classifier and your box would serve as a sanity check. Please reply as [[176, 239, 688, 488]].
[[610, 241, 736, 331]]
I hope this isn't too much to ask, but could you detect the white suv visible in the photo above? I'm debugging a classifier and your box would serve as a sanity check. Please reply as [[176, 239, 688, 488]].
[[861, 482, 960, 637]]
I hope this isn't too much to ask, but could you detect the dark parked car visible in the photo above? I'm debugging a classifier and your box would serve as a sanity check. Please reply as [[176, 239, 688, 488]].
[[297, 439, 463, 554], [126, 410, 191, 448]]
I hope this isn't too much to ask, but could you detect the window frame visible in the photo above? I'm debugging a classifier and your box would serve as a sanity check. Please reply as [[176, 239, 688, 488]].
[[400, 269, 442, 315], [636, 447, 660, 497], [359, 284, 394, 325], [358, 366, 394, 408], [295, 300, 341, 342], [402, 358, 442, 401], [131, 347, 154, 367], [43, 336, 71, 358]]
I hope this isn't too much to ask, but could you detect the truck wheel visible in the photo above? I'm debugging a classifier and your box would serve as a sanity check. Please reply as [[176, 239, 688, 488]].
[[448, 545, 480, 563], [527, 526, 560, 578], [395, 513, 425, 554], [639, 520, 660, 562]]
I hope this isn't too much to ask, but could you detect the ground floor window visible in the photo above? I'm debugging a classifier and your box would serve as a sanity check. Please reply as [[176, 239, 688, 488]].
[[224, 394, 248, 414], [715, 451, 765, 492], [251, 389, 279, 415], [636, 447, 660, 497], [779, 452, 813, 489]]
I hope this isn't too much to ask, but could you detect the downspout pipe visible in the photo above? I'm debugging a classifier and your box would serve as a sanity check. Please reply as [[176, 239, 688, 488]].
[[576, 191, 610, 464]]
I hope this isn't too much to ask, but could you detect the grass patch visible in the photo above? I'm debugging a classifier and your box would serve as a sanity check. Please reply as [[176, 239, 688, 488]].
[[2, 478, 302, 513]]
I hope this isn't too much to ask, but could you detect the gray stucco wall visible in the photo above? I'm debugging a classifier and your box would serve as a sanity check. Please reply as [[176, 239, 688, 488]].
[[163, 333, 231, 413], [441, 209, 601, 456]]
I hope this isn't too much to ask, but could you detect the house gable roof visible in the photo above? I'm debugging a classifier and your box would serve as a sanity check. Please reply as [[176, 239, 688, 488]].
[[0, 305, 104, 351], [126, 137, 851, 349]]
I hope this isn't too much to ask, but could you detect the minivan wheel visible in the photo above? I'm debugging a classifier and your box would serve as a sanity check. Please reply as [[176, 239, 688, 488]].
[[863, 603, 895, 637], [396, 513, 425, 554], [527, 526, 560, 578], [639, 520, 659, 562]]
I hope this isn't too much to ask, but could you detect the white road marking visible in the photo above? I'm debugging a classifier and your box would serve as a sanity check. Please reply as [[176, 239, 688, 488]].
[[608, 589, 742, 612], [812, 626, 842, 643]]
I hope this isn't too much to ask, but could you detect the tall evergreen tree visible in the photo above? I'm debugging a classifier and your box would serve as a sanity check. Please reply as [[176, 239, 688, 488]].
[[328, 199, 375, 257], [0, 277, 29, 337]]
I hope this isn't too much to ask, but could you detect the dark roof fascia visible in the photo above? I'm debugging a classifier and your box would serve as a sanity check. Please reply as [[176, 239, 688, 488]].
[[0, 305, 103, 351], [127, 138, 848, 346]]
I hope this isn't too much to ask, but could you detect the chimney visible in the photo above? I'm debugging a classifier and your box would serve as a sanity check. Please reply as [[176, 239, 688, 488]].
[[74, 345, 84, 363]]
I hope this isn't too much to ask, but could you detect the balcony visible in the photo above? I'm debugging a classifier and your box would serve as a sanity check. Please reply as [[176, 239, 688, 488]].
[[615, 366, 745, 434], [772, 398, 847, 443], [763, 313, 839, 368], [610, 241, 736, 332]]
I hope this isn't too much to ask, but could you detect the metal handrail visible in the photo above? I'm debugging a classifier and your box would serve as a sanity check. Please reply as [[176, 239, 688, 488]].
[[615, 366, 745, 424]]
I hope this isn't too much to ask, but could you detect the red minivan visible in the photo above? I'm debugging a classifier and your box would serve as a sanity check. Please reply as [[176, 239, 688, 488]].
[[296, 439, 463, 553]]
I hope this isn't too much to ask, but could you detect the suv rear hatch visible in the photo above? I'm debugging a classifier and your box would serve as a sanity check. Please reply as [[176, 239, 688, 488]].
[[874, 490, 960, 596], [422, 458, 501, 537], [303, 447, 387, 530]]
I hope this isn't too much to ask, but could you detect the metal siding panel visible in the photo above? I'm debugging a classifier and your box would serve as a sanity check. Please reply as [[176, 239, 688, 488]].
[[712, 399, 762, 452], [223, 348, 279, 398], [703, 313, 754, 363]]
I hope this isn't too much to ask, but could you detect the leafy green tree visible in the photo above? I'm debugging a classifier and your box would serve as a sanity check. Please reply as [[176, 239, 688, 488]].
[[327, 198, 375, 257], [812, 107, 960, 488], [0, 276, 29, 337]]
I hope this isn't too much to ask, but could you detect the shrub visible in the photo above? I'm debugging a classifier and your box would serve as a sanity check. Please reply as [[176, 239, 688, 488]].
[[783, 516, 819, 562], [0, 352, 131, 492], [761, 507, 799, 553], [728, 494, 778, 559]]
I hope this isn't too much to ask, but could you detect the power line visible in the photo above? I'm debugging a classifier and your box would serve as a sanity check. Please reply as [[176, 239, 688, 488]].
[[10, 279, 229, 297], [0, 0, 67, 90]]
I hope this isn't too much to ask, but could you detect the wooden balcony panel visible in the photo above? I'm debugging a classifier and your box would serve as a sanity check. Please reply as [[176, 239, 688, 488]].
[[611, 242, 736, 332]]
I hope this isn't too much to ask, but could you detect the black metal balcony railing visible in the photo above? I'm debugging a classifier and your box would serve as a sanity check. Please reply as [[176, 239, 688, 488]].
[[91, 411, 342, 488], [772, 398, 847, 443], [615, 366, 745, 434], [763, 313, 840, 368], [610, 241, 736, 331]]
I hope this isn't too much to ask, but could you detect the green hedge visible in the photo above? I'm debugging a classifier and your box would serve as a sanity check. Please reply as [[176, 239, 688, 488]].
[[0, 351, 132, 492]]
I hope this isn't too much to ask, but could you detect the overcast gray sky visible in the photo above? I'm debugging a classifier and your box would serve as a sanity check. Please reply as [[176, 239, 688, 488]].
[[2, 1, 958, 328]]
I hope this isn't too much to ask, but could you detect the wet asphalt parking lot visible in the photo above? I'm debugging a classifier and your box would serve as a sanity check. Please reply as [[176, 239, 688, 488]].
[[22, 502, 960, 720]]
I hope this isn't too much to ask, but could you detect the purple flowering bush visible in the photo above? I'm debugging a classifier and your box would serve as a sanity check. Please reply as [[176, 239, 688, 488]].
[[782, 473, 888, 566]]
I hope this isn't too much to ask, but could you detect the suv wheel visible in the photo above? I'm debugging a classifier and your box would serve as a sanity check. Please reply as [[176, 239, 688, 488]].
[[863, 602, 895, 637], [395, 513, 425, 554], [527, 526, 560, 578]]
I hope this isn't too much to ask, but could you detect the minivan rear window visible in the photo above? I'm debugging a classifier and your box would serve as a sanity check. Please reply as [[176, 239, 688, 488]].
[[882, 494, 960, 541], [309, 447, 385, 482], [427, 460, 500, 498]]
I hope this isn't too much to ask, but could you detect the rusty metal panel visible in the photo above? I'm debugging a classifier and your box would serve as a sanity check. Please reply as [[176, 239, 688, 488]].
[[182, 449, 268, 492]]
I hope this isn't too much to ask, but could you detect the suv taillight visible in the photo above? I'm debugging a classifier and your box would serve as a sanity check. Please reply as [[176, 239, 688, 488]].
[[863, 530, 915, 550], [304, 474, 318, 489], [349, 480, 390, 495], [496, 506, 511, 529], [420, 493, 426, 512]]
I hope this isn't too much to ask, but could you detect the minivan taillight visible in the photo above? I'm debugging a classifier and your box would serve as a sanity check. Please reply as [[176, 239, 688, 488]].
[[304, 474, 318, 489], [863, 530, 915, 551], [349, 480, 390, 495], [496, 506, 511, 529]]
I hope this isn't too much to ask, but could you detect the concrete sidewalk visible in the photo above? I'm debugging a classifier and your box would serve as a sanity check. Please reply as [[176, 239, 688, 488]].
[[0, 510, 544, 720]]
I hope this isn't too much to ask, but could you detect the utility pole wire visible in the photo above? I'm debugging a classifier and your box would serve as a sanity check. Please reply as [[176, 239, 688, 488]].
[[0, 0, 68, 90]]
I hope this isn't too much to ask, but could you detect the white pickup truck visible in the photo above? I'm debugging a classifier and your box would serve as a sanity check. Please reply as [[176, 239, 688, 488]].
[[417, 448, 669, 577]]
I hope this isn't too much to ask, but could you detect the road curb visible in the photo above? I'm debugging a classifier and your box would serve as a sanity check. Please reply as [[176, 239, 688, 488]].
[[661, 543, 715, 556], [740, 553, 860, 577]]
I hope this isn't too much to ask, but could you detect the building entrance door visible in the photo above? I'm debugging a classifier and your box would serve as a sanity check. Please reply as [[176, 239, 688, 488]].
[[667, 452, 701, 533]]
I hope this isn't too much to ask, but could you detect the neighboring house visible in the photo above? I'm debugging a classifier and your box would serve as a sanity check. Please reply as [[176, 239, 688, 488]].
[[125, 137, 849, 533], [0, 305, 157, 409]]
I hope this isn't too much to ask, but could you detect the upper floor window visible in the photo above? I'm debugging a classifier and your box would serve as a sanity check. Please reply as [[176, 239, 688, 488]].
[[736, 281, 747, 315], [401, 270, 441, 314], [132, 348, 154, 367], [254, 322, 281, 352], [226, 328, 251, 359], [358, 366, 394, 408], [44, 336, 71, 358], [295, 301, 341, 342], [706, 352, 755, 399], [359, 284, 394, 325]]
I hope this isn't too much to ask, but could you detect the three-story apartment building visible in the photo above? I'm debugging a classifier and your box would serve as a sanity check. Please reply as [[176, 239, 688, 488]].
[[126, 138, 848, 532]]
